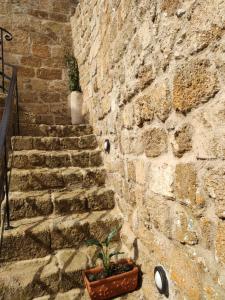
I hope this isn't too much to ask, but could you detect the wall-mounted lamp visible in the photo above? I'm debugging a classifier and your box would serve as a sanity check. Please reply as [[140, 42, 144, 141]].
[[154, 266, 169, 298], [104, 139, 110, 153]]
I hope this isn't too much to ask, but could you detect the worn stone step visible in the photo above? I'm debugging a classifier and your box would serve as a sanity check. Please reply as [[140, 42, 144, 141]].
[[12, 134, 98, 151], [9, 188, 115, 221], [18, 123, 93, 137], [11, 149, 102, 169], [0, 209, 121, 262], [0, 248, 93, 300], [10, 167, 106, 192], [33, 289, 90, 300]]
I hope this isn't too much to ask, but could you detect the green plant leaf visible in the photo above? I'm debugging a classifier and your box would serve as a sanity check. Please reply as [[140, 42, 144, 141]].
[[109, 251, 124, 258], [97, 252, 104, 261], [86, 239, 103, 248], [103, 225, 122, 247]]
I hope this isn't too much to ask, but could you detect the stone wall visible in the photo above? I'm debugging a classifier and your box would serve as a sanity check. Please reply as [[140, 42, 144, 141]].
[[0, 0, 76, 127], [71, 0, 225, 298]]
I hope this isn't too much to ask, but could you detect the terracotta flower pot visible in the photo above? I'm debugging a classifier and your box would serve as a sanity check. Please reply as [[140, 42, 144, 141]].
[[83, 259, 138, 300]]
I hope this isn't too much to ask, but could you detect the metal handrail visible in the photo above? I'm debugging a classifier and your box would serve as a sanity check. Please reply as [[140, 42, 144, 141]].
[[0, 28, 13, 93], [0, 28, 20, 252]]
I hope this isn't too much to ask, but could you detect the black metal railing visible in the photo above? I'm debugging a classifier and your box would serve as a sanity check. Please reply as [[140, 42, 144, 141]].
[[0, 27, 20, 250]]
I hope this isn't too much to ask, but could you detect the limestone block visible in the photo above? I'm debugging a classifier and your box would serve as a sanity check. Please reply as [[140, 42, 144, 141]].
[[18, 66, 35, 78], [0, 256, 59, 300], [83, 168, 106, 188], [194, 99, 225, 160], [215, 222, 225, 264], [172, 124, 192, 157], [161, 0, 181, 15], [87, 188, 115, 211], [173, 59, 219, 112], [135, 63, 155, 91], [144, 194, 171, 238], [171, 206, 198, 245], [149, 163, 174, 198], [134, 94, 154, 127], [56, 249, 88, 291], [10, 191, 53, 221], [143, 127, 168, 157], [205, 167, 225, 219], [200, 217, 214, 250], [174, 163, 197, 206], [37, 68, 62, 80], [52, 190, 87, 215], [32, 45, 51, 59], [122, 102, 134, 129], [135, 159, 147, 186], [126, 160, 136, 182]]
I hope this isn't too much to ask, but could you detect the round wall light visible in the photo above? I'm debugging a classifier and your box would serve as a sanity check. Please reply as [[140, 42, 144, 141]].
[[154, 266, 169, 297], [104, 139, 110, 153]]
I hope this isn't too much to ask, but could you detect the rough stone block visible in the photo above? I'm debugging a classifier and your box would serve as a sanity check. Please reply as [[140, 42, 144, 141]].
[[37, 68, 62, 80], [172, 124, 192, 157], [205, 167, 225, 219], [215, 222, 225, 264], [10, 191, 53, 221], [149, 163, 174, 198], [174, 163, 197, 206], [173, 59, 219, 112], [171, 206, 198, 245], [143, 127, 168, 157], [56, 250, 88, 292], [32, 45, 51, 59]]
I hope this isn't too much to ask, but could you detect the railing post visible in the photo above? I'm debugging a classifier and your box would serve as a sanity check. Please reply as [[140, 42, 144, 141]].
[[0, 29, 5, 92], [4, 139, 11, 230], [0, 27, 13, 93], [15, 79, 20, 135]]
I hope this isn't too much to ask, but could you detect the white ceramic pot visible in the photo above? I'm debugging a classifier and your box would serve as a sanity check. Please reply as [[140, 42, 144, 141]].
[[68, 91, 84, 124]]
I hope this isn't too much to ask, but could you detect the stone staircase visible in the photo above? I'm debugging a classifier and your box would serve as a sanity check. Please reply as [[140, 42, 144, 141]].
[[0, 124, 120, 300]]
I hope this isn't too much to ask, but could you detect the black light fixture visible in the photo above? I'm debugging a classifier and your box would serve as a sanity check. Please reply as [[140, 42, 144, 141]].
[[104, 139, 110, 153], [154, 266, 169, 298]]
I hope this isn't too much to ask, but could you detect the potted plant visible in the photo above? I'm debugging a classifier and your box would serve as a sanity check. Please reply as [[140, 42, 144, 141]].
[[65, 54, 84, 124], [83, 227, 139, 300]]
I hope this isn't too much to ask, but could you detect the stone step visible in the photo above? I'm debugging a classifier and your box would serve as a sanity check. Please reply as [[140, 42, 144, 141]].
[[33, 289, 90, 300], [11, 149, 102, 169], [0, 248, 92, 300], [12, 134, 98, 151], [18, 123, 93, 137], [9, 187, 115, 221], [0, 209, 121, 262], [33, 288, 145, 300], [10, 167, 106, 192]]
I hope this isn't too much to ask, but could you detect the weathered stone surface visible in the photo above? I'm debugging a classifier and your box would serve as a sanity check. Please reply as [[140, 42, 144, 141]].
[[173, 59, 219, 112], [9, 191, 53, 221], [144, 194, 171, 238], [134, 94, 154, 127], [56, 249, 88, 291], [10, 167, 106, 192], [172, 124, 192, 157], [161, 0, 180, 15], [134, 83, 171, 126], [200, 217, 213, 249], [174, 163, 197, 206], [205, 168, 225, 219], [12, 150, 101, 169], [37, 68, 62, 80], [0, 256, 59, 300], [149, 163, 174, 198], [143, 127, 168, 157], [12, 135, 97, 151], [215, 222, 225, 264], [171, 207, 198, 245]]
